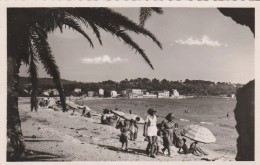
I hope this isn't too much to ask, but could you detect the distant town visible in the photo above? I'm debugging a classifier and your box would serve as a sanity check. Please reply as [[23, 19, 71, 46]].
[[18, 77, 243, 99]]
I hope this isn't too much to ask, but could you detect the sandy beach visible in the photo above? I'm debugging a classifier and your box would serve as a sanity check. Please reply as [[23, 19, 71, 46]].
[[17, 97, 236, 161]]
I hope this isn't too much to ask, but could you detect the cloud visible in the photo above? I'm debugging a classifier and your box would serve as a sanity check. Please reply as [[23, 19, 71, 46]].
[[81, 55, 128, 64], [175, 35, 228, 47]]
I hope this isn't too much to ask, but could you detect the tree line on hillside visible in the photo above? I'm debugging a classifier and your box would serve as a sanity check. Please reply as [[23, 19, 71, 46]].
[[18, 77, 244, 97]]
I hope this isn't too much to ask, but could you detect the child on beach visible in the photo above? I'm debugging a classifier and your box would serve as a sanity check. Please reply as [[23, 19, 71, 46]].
[[119, 120, 131, 151], [155, 130, 164, 155], [129, 119, 138, 141]]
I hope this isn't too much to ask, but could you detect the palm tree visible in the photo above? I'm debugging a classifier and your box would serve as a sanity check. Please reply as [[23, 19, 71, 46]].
[[7, 8, 163, 160]]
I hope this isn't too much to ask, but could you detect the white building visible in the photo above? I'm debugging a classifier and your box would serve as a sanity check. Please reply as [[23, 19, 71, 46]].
[[99, 88, 104, 96], [74, 88, 81, 93], [87, 91, 95, 97], [158, 90, 170, 98], [43, 91, 50, 96], [172, 89, 180, 98], [111, 90, 118, 97], [42, 89, 59, 96], [132, 89, 142, 95]]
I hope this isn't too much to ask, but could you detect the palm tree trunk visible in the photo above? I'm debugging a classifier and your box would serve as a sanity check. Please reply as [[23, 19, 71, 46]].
[[7, 56, 25, 160]]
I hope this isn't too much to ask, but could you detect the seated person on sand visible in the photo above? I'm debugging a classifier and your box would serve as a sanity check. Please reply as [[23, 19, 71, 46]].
[[85, 112, 92, 118], [189, 141, 208, 156], [177, 138, 189, 154], [101, 109, 109, 124]]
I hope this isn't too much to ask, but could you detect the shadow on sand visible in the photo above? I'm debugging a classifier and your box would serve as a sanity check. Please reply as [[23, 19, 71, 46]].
[[8, 149, 63, 161], [25, 139, 63, 143], [98, 144, 148, 157]]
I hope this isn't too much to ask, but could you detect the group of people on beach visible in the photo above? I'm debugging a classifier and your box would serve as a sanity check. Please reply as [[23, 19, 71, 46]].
[[116, 107, 208, 158]]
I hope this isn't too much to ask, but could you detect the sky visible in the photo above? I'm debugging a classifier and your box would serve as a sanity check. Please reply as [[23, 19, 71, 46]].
[[19, 8, 255, 84]]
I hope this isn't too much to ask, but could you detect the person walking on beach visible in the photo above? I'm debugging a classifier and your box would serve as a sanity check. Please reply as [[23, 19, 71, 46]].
[[161, 113, 175, 157], [143, 108, 157, 158]]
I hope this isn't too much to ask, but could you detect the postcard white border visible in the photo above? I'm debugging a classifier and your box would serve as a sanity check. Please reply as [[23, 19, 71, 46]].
[[0, 1, 259, 165]]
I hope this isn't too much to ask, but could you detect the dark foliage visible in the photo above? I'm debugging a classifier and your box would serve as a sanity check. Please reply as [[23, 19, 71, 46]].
[[18, 77, 244, 97]]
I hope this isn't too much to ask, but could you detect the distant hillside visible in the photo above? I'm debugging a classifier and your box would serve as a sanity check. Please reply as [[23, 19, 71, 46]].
[[19, 77, 77, 86], [18, 77, 245, 97]]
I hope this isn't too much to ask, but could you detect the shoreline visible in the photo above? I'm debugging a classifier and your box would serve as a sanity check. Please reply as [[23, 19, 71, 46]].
[[17, 97, 236, 161]]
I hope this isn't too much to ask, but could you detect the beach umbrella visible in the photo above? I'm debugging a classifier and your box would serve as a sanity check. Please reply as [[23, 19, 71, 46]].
[[47, 98, 56, 107], [66, 100, 78, 109], [182, 124, 216, 143], [77, 105, 91, 111], [122, 114, 145, 124], [111, 110, 125, 117]]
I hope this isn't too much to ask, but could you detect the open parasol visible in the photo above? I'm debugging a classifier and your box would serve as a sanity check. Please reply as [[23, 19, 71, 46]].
[[66, 100, 79, 109], [182, 124, 216, 143], [111, 110, 125, 117], [77, 105, 91, 111], [111, 110, 144, 124], [47, 98, 56, 108], [122, 114, 145, 124]]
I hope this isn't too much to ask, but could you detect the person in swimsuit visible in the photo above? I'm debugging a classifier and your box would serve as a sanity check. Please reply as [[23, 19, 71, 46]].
[[143, 108, 157, 158]]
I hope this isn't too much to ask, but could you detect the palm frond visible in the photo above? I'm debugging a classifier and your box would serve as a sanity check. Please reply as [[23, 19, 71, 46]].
[[139, 7, 163, 27], [140, 8, 152, 27], [105, 25, 154, 69], [62, 9, 103, 45], [72, 8, 162, 49], [88, 22, 102, 45], [30, 29, 67, 112], [63, 16, 94, 48]]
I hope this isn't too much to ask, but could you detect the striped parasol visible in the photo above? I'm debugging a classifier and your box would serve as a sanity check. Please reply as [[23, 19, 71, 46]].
[[182, 125, 216, 143]]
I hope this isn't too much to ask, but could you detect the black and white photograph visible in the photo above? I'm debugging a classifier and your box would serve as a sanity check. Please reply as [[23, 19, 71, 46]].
[[3, 1, 257, 162]]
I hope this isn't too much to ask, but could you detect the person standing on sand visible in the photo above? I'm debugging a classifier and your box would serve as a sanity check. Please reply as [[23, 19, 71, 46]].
[[161, 113, 175, 157], [227, 112, 230, 118], [129, 119, 138, 141], [119, 120, 131, 151], [143, 108, 157, 158], [81, 107, 86, 116]]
